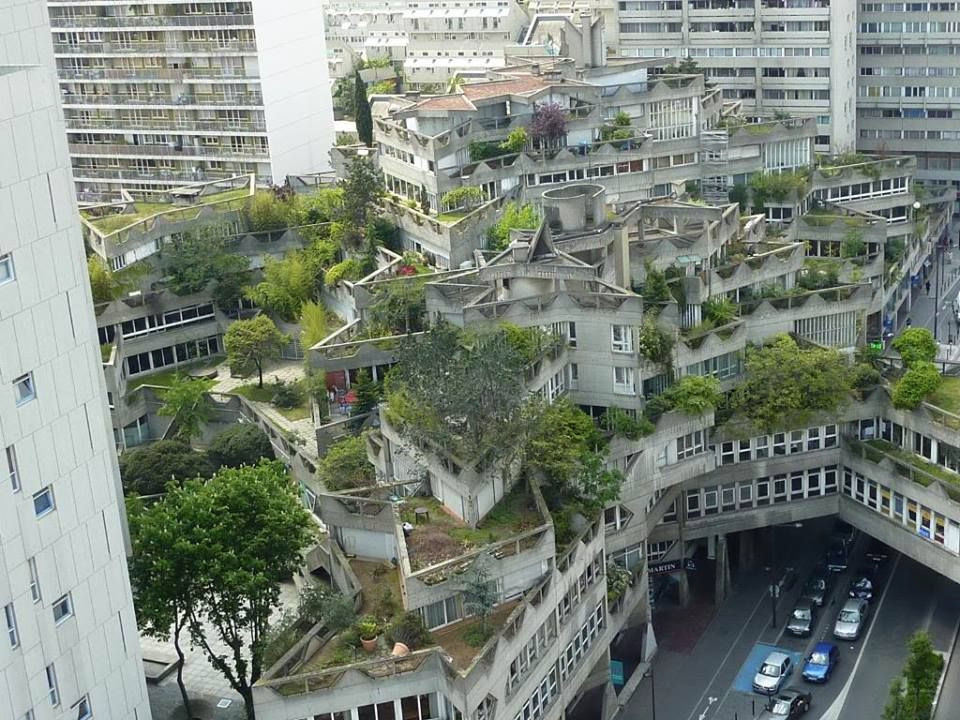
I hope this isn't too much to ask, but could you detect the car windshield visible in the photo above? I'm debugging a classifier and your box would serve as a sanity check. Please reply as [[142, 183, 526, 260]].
[[810, 652, 830, 664], [771, 700, 791, 715], [839, 610, 860, 622], [761, 663, 781, 677], [793, 608, 811, 620]]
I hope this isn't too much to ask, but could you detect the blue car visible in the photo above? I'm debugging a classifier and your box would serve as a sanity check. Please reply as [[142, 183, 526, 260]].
[[802, 642, 839, 683]]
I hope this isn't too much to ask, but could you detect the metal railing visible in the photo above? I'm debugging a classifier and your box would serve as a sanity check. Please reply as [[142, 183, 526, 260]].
[[68, 142, 269, 158], [60, 67, 259, 81], [65, 117, 266, 132], [61, 92, 263, 107], [53, 40, 257, 54], [49, 14, 254, 28]]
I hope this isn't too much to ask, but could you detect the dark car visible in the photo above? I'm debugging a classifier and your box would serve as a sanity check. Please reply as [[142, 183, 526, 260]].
[[802, 642, 839, 683], [786, 598, 817, 637], [831, 520, 857, 547], [758, 688, 812, 719], [849, 564, 877, 600], [865, 538, 890, 565], [803, 572, 831, 607], [826, 540, 850, 572]]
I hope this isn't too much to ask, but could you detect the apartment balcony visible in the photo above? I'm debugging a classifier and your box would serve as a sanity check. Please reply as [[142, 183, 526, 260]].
[[64, 116, 267, 133], [68, 141, 269, 160], [61, 92, 264, 107], [49, 13, 254, 29], [52, 40, 257, 55], [59, 68, 260, 82]]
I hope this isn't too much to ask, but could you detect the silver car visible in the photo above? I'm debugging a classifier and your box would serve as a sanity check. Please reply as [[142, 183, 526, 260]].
[[753, 651, 793, 694], [833, 598, 868, 640]]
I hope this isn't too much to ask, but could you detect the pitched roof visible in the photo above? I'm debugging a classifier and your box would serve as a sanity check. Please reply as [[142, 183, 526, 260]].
[[461, 76, 552, 101], [413, 94, 475, 111]]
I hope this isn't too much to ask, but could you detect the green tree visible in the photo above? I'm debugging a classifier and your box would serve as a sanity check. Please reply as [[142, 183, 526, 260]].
[[731, 334, 851, 431], [659, 375, 721, 416], [883, 631, 944, 720], [728, 183, 749, 212], [526, 399, 603, 483], [87, 255, 123, 303], [499, 126, 529, 153], [893, 361, 942, 409], [336, 156, 384, 249], [883, 677, 909, 720], [246, 252, 315, 320], [441, 186, 484, 211], [224, 315, 289, 388], [118, 440, 213, 496], [893, 328, 938, 367], [299, 300, 330, 349], [245, 191, 293, 233], [703, 296, 737, 326], [131, 462, 315, 720], [642, 262, 672, 303], [158, 376, 215, 441], [462, 555, 497, 643], [164, 224, 250, 296], [350, 369, 381, 421], [367, 278, 427, 334], [355, 70, 373, 147], [317, 435, 375, 490], [487, 202, 540, 251], [573, 451, 623, 514], [207, 424, 274, 469]]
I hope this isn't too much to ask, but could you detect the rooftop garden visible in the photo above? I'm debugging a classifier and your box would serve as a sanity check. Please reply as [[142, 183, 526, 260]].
[[926, 377, 960, 429], [854, 437, 960, 491], [400, 486, 544, 571]]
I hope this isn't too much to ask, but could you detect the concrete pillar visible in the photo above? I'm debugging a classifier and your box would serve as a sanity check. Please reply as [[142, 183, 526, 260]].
[[678, 567, 690, 607], [739, 528, 757, 571], [714, 534, 731, 605]]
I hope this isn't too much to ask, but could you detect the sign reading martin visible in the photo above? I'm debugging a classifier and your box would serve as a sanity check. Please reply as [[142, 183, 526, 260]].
[[648, 558, 696, 575]]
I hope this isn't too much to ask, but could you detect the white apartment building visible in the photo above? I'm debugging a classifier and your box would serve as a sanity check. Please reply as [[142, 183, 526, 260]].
[[323, 0, 408, 79], [46, 0, 335, 201], [0, 2, 152, 719]]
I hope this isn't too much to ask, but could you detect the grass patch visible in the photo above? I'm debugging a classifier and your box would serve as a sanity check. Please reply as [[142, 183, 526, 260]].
[[927, 377, 960, 426], [84, 188, 250, 234], [231, 381, 312, 422], [865, 439, 960, 488], [436, 210, 471, 225], [101, 343, 113, 363], [430, 600, 519, 670]]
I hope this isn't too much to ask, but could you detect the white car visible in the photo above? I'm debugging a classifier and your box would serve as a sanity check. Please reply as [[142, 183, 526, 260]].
[[833, 598, 869, 641], [753, 651, 793, 695]]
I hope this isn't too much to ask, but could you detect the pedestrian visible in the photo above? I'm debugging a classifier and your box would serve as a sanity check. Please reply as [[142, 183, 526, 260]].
[[906, 317, 913, 327], [926, 280, 932, 295]]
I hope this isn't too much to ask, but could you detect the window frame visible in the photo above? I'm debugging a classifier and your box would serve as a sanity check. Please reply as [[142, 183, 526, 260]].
[[46, 664, 60, 707], [71, 696, 92, 720], [6, 445, 19, 492], [4, 602, 18, 649], [33, 486, 55, 518], [53, 593, 74, 625], [0, 253, 14, 285], [14, 372, 36, 406]]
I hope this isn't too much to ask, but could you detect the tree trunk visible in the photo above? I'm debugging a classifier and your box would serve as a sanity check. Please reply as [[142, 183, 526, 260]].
[[240, 685, 256, 720], [173, 621, 193, 720], [256, 360, 263, 388]]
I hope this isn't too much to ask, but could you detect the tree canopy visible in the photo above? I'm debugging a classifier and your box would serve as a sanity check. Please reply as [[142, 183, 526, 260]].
[[893, 328, 938, 367], [207, 424, 275, 469], [882, 631, 944, 720], [355, 71, 373, 147], [246, 251, 316, 321], [335, 156, 384, 249], [164, 223, 250, 296], [731, 334, 851, 432], [487, 202, 540, 251], [317, 435, 375, 490], [158, 376, 215, 441], [128, 461, 315, 720], [893, 361, 941, 409], [119, 440, 213, 496], [224, 315, 289, 388]]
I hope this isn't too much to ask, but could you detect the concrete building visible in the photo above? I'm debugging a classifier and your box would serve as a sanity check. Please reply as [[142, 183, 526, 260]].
[[46, 0, 336, 201], [0, 2, 152, 719]]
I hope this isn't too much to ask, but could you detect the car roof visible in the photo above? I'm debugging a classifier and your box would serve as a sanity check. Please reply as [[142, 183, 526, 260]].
[[764, 651, 790, 663], [841, 598, 864, 611], [812, 641, 837, 653]]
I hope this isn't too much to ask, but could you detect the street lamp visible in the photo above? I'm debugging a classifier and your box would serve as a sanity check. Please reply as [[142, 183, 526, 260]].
[[768, 522, 803, 629]]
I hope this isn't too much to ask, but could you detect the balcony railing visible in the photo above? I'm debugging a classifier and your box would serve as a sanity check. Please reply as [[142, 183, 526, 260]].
[[59, 67, 260, 81], [68, 142, 269, 159], [49, 14, 254, 28], [65, 116, 267, 132], [61, 92, 264, 107], [53, 40, 257, 54]]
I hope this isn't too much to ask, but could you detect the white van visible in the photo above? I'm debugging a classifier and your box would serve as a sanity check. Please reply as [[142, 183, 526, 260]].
[[954, 290, 960, 321]]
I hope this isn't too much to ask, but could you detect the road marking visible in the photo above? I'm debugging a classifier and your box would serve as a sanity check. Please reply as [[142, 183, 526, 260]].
[[931, 593, 960, 719], [815, 553, 902, 720], [682, 590, 769, 720]]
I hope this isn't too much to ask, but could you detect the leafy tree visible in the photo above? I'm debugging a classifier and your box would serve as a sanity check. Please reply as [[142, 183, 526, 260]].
[[883, 631, 944, 720], [573, 451, 624, 515], [841, 229, 866, 258], [462, 555, 497, 643], [224, 315, 289, 388], [487, 202, 540, 251], [385, 323, 530, 465], [642, 262, 672, 303], [659, 375, 721, 416], [207, 424, 274, 469], [164, 223, 250, 296], [367, 278, 427, 334], [245, 191, 294, 233], [728, 184, 749, 212], [441, 186, 484, 211], [299, 301, 330, 350], [336, 157, 384, 249], [317, 435, 375, 490], [212, 269, 251, 314], [663, 57, 700, 74], [158, 376, 215, 441], [119, 440, 213, 496], [295, 187, 344, 225], [892, 361, 942, 409], [367, 216, 401, 253], [324, 258, 368, 286], [131, 461, 315, 720], [88, 255, 124, 303], [355, 70, 373, 147], [601, 407, 654, 440], [499, 126, 528, 153], [527, 398, 603, 484], [731, 334, 851, 431], [637, 313, 674, 365], [350, 369, 382, 421], [246, 252, 315, 320], [893, 328, 938, 367], [883, 677, 909, 720], [530, 102, 567, 149]]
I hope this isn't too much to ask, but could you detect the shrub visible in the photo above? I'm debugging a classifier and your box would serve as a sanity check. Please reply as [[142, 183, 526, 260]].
[[487, 202, 539, 251], [499, 126, 528, 153], [207, 424, 274, 469], [530, 102, 567, 148], [703, 296, 737, 326], [601, 407, 654, 440], [356, 615, 380, 641], [387, 612, 431, 650], [246, 191, 293, 232], [851, 363, 882, 390], [271, 380, 304, 409], [893, 361, 942, 409], [325, 258, 366, 286], [318, 435, 375, 490], [637, 315, 674, 364], [463, 623, 494, 648], [119, 440, 213, 496], [841, 230, 866, 258], [892, 328, 938, 367], [441, 186, 484, 211], [659, 375, 721, 416]]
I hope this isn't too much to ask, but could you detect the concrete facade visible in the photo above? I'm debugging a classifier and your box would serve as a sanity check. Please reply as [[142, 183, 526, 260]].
[[47, 0, 335, 201], [0, 2, 151, 718]]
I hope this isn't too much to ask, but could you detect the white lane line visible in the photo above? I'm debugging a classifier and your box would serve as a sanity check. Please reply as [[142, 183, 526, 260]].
[[683, 588, 770, 720], [931, 595, 960, 719], [815, 553, 902, 720]]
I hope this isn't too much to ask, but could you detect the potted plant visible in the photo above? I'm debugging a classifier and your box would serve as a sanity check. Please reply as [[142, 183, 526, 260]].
[[357, 615, 380, 652]]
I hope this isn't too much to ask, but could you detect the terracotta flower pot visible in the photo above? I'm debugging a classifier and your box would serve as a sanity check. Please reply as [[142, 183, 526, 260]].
[[361, 636, 378, 652], [391, 642, 410, 657]]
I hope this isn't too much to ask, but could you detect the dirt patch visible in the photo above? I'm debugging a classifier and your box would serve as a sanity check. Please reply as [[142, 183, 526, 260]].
[[350, 559, 402, 617], [431, 600, 520, 670]]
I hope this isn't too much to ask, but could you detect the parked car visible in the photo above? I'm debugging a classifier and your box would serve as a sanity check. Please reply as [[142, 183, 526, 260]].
[[826, 540, 850, 572], [758, 688, 812, 719], [787, 599, 817, 637], [834, 598, 869, 640], [848, 566, 876, 600], [802, 642, 840, 683], [803, 572, 831, 607], [753, 651, 794, 695]]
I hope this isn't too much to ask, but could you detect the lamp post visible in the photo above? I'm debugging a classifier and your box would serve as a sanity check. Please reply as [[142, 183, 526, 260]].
[[769, 525, 778, 628]]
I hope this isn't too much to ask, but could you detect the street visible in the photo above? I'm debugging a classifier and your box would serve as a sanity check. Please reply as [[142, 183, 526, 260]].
[[905, 216, 960, 341], [626, 526, 960, 720]]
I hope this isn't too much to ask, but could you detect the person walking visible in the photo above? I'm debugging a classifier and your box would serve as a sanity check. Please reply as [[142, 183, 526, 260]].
[[926, 280, 932, 295]]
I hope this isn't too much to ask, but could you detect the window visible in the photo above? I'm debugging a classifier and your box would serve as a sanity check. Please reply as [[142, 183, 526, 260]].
[[4, 603, 18, 648], [14, 373, 36, 406], [611, 325, 633, 353], [6, 445, 19, 492], [53, 594, 73, 624], [46, 664, 60, 706], [613, 366, 635, 394], [28, 557, 41, 603], [72, 696, 92, 720], [0, 253, 13, 285], [33, 486, 55, 517]]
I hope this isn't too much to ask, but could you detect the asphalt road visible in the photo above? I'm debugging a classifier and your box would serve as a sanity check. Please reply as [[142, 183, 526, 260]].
[[627, 527, 960, 720]]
